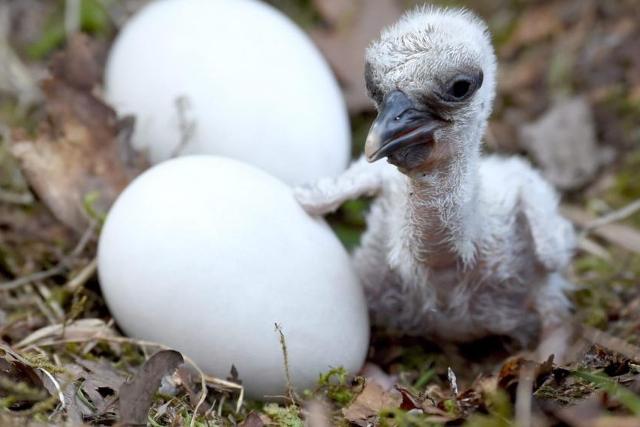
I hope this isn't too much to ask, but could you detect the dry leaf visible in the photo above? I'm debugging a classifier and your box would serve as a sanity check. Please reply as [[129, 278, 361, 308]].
[[48, 33, 104, 91], [342, 380, 402, 426], [519, 97, 607, 190], [119, 350, 184, 426], [0, 349, 49, 409], [497, 355, 554, 398], [11, 33, 146, 233], [68, 358, 128, 416], [562, 205, 640, 254], [16, 319, 115, 349], [311, 0, 402, 113], [239, 411, 266, 427]]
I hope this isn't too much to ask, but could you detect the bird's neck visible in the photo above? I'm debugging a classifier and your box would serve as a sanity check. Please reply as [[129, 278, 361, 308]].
[[406, 146, 481, 269]]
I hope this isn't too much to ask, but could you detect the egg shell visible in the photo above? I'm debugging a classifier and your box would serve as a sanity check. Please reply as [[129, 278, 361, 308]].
[[97, 156, 369, 399], [105, 0, 350, 186]]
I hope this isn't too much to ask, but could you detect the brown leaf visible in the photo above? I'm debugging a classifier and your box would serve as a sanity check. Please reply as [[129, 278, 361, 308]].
[[0, 352, 48, 408], [240, 411, 266, 427], [11, 34, 146, 233], [71, 359, 127, 417], [497, 355, 554, 398], [561, 205, 640, 254], [394, 385, 420, 410], [311, 0, 402, 113], [342, 380, 402, 426], [175, 365, 209, 411], [519, 97, 607, 190], [119, 350, 184, 426], [63, 380, 93, 424], [49, 33, 105, 91]]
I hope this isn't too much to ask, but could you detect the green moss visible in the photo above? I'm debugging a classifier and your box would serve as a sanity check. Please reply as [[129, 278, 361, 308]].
[[27, 0, 112, 60], [535, 377, 594, 405], [263, 403, 304, 427], [316, 367, 355, 406], [378, 407, 444, 427], [328, 199, 370, 250], [392, 345, 444, 392], [464, 390, 512, 427]]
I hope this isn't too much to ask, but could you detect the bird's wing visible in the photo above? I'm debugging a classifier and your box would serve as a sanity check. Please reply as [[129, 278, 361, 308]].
[[294, 156, 396, 216], [517, 169, 576, 272]]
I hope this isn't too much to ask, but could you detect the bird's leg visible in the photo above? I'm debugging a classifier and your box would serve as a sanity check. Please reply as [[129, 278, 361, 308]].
[[532, 274, 574, 363], [294, 156, 390, 216]]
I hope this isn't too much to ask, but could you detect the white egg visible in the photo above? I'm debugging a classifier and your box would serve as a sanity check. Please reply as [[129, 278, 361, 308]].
[[104, 0, 350, 186], [97, 156, 369, 399]]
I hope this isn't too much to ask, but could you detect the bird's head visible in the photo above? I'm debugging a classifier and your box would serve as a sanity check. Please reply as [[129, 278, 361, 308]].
[[364, 7, 497, 174]]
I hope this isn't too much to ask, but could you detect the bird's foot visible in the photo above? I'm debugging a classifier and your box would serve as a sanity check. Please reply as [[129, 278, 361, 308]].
[[533, 323, 573, 364]]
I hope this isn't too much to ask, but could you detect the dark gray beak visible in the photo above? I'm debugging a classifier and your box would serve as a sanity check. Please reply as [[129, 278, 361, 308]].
[[364, 90, 444, 163]]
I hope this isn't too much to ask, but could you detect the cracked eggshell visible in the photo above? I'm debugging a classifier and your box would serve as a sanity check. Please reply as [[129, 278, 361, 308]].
[[97, 156, 369, 399], [105, 0, 350, 186]]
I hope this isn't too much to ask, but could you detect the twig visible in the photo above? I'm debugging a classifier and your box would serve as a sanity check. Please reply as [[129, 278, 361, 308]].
[[0, 188, 34, 205], [515, 364, 534, 427], [184, 354, 207, 427], [24, 284, 58, 325], [65, 258, 98, 291], [170, 96, 196, 158], [65, 0, 81, 37], [38, 368, 66, 410], [0, 224, 97, 291], [447, 367, 458, 396], [561, 205, 640, 254], [0, 266, 66, 292], [35, 281, 65, 321], [586, 199, 640, 231], [0, 5, 42, 109], [576, 236, 611, 260], [275, 323, 297, 405]]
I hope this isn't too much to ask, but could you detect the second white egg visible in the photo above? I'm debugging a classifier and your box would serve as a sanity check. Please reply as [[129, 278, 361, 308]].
[[97, 156, 369, 399], [105, 0, 351, 186]]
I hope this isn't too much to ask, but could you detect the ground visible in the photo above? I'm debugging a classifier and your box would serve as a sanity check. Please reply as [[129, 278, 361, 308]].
[[0, 0, 639, 426]]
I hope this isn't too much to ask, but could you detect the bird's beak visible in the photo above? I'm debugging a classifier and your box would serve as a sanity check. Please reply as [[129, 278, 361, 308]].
[[364, 90, 444, 163]]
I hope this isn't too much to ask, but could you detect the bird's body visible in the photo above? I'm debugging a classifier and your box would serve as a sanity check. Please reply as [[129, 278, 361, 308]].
[[296, 6, 575, 356]]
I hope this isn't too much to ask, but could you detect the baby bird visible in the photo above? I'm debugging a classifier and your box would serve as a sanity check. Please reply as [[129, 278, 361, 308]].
[[296, 6, 576, 358]]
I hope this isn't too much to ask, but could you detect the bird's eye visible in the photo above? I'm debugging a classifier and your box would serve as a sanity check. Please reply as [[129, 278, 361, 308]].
[[439, 71, 483, 103], [449, 79, 471, 99]]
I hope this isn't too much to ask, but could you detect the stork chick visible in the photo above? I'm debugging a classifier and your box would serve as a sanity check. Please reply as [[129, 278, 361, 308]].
[[296, 6, 576, 358]]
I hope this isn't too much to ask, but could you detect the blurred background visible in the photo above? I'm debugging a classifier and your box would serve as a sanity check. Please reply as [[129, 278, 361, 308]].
[[0, 0, 639, 425]]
